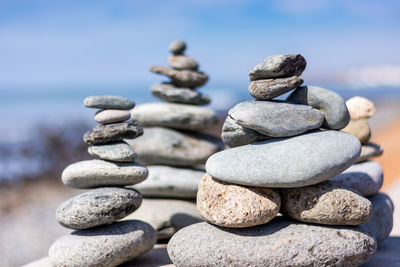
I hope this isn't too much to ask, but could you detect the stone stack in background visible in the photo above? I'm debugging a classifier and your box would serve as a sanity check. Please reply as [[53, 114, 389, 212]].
[[125, 41, 223, 240], [48, 96, 157, 267], [168, 55, 393, 266]]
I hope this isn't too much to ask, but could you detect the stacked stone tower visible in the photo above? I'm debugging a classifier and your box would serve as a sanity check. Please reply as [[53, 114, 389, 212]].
[[48, 96, 157, 267], [167, 55, 393, 266]]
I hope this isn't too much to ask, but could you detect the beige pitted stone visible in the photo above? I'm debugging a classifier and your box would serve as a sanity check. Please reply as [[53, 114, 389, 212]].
[[280, 181, 372, 225], [197, 173, 281, 228], [346, 96, 376, 120], [341, 119, 371, 144]]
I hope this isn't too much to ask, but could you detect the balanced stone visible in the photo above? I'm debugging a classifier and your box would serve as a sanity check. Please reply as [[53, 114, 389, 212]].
[[331, 161, 383, 196], [126, 127, 223, 166], [168, 55, 199, 70], [151, 83, 210, 105], [228, 100, 324, 137], [248, 76, 303, 100], [169, 40, 186, 55], [197, 173, 280, 228], [167, 219, 376, 267], [83, 121, 143, 145], [133, 165, 204, 198], [356, 143, 384, 163], [341, 119, 371, 144], [84, 96, 135, 110], [248, 54, 306, 81], [221, 116, 269, 147], [94, 109, 131, 124], [88, 141, 136, 162], [62, 159, 148, 188], [150, 66, 208, 88], [280, 181, 372, 225], [287, 85, 350, 130], [206, 130, 361, 187], [130, 103, 218, 131], [56, 188, 142, 229], [346, 96, 376, 120], [49, 220, 156, 267]]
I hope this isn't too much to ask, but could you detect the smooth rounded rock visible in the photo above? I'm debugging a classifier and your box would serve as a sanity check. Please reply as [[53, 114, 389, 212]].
[[248, 54, 306, 81], [346, 96, 376, 120], [167, 219, 376, 267], [331, 161, 383, 196], [151, 83, 210, 105], [49, 220, 156, 267], [126, 127, 223, 166], [341, 119, 371, 144], [280, 181, 372, 225], [287, 85, 350, 130], [62, 159, 148, 188], [83, 121, 143, 145], [168, 55, 198, 70], [88, 141, 137, 162], [56, 188, 142, 229], [228, 100, 324, 137], [150, 66, 208, 88], [84, 96, 135, 110], [356, 143, 384, 163], [248, 76, 303, 100], [197, 173, 280, 228], [94, 109, 131, 124], [206, 130, 361, 187], [131, 103, 218, 131], [169, 40, 186, 55]]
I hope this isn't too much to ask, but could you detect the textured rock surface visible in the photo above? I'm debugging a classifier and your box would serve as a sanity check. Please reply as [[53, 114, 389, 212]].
[[169, 40, 186, 55], [168, 55, 198, 70], [88, 141, 137, 162], [49, 220, 156, 267], [126, 127, 223, 166], [133, 165, 204, 198], [206, 130, 361, 187], [280, 181, 372, 225], [341, 119, 371, 144], [62, 159, 148, 188], [150, 66, 208, 88], [248, 76, 303, 100], [56, 188, 142, 229], [167, 219, 376, 267], [94, 109, 131, 124], [346, 96, 376, 120], [83, 121, 143, 145], [221, 116, 269, 147], [356, 143, 384, 163], [331, 161, 383, 196], [151, 83, 210, 105], [197, 174, 280, 228], [248, 54, 306, 80], [131, 103, 217, 131], [287, 85, 350, 130], [84, 96, 135, 110], [228, 100, 324, 137]]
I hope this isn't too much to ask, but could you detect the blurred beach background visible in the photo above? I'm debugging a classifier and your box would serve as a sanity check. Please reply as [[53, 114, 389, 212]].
[[1, 0, 400, 266]]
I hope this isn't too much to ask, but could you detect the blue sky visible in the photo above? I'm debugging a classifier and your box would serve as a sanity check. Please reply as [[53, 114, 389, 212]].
[[1, 0, 400, 89]]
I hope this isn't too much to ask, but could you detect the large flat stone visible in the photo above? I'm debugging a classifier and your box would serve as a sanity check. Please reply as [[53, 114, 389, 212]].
[[84, 96, 135, 110], [88, 141, 137, 162], [150, 66, 208, 88], [83, 121, 143, 145], [151, 83, 210, 105]]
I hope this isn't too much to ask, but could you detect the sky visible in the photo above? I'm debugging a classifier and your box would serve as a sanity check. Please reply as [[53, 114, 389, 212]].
[[1, 0, 400, 90]]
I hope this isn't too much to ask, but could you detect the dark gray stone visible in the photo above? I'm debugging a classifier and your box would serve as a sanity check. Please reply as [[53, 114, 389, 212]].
[[88, 141, 136, 162], [151, 83, 210, 105], [83, 121, 143, 145], [84, 96, 135, 110], [150, 66, 208, 88], [356, 143, 384, 163], [248, 76, 303, 100], [169, 40, 186, 55]]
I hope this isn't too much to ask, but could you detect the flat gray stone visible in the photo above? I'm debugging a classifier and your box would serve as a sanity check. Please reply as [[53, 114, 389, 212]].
[[168, 55, 199, 70], [248, 54, 306, 81], [356, 143, 384, 163], [49, 220, 156, 267], [228, 100, 324, 137], [94, 109, 131, 124], [131, 103, 218, 131], [206, 130, 361, 187], [88, 141, 137, 162], [167, 219, 376, 267], [341, 119, 371, 144], [62, 159, 148, 188], [248, 76, 303, 100], [83, 121, 143, 145], [150, 66, 208, 88], [151, 83, 210, 105], [331, 161, 383, 197], [287, 85, 350, 130], [84, 96, 135, 110], [56, 188, 142, 229], [132, 165, 204, 198], [169, 40, 186, 55]]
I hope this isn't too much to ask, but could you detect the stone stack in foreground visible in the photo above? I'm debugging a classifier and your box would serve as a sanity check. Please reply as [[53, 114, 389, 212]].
[[48, 96, 157, 267], [168, 55, 392, 266]]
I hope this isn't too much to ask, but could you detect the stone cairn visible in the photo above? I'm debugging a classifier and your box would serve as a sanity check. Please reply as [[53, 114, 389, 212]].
[[48, 96, 157, 267], [125, 41, 223, 240], [167, 55, 394, 266]]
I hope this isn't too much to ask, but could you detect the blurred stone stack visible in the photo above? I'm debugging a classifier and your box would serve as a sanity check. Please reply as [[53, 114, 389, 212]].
[[48, 96, 157, 267], [167, 55, 393, 266], [125, 41, 223, 240]]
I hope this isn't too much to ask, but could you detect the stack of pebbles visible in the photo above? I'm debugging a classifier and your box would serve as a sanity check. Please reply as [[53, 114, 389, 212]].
[[48, 96, 157, 267], [125, 41, 223, 240], [167, 55, 391, 266]]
